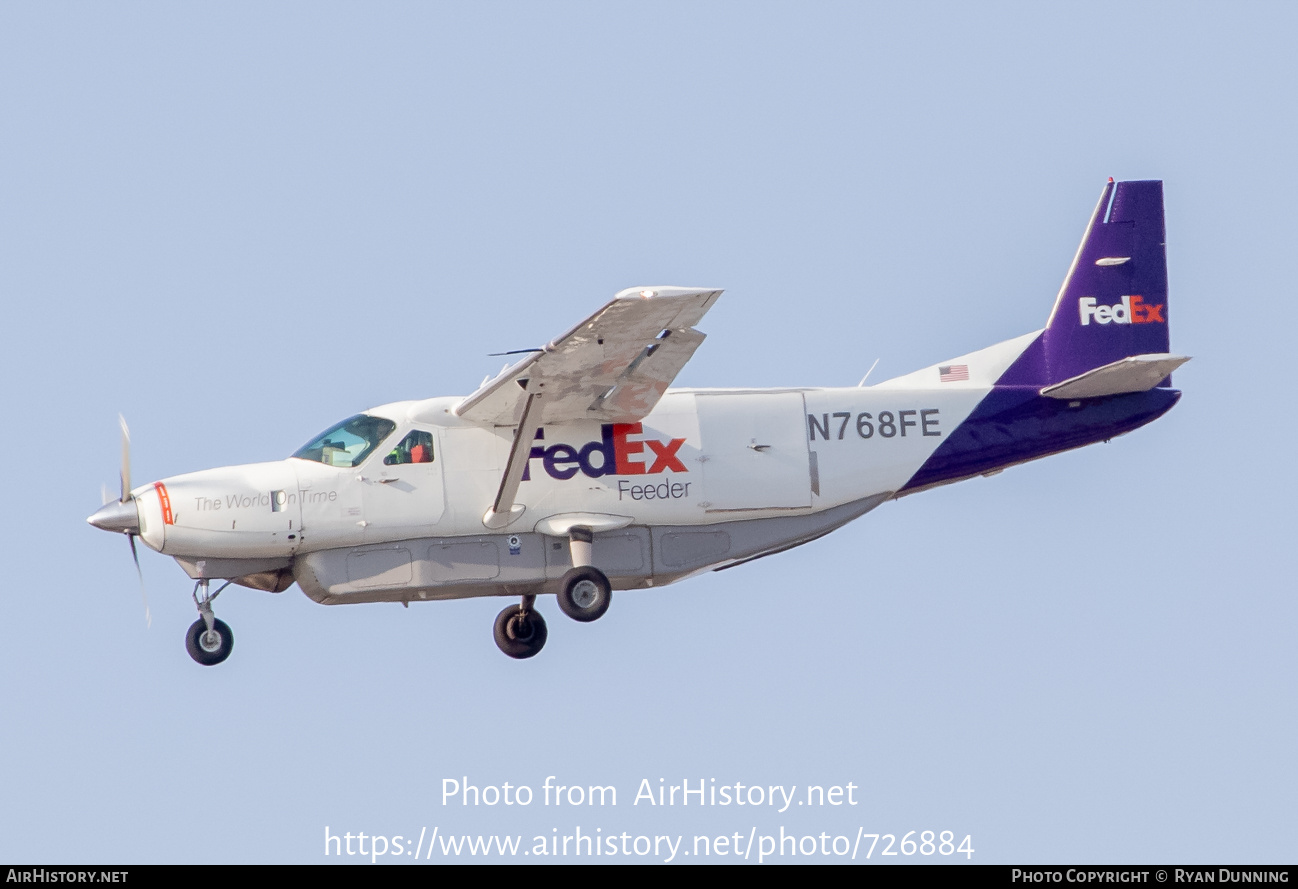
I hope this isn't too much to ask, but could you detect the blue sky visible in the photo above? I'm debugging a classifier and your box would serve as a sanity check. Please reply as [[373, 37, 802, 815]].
[[1, 1, 1294, 863]]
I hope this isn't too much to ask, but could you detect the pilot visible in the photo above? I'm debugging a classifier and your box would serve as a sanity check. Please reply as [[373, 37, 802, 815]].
[[410, 437, 430, 463], [384, 441, 409, 465]]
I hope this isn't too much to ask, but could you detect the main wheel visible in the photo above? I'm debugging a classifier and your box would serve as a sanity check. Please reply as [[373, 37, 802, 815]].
[[557, 566, 612, 622], [493, 605, 548, 659], [185, 618, 234, 666]]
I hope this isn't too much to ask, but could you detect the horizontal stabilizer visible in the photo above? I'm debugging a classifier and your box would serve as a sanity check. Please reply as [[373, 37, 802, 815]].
[[1040, 353, 1190, 399]]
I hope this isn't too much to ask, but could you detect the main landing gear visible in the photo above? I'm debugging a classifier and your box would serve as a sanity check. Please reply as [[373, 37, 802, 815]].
[[494, 595, 548, 659], [186, 579, 234, 666], [490, 528, 615, 659], [557, 566, 612, 622], [557, 527, 612, 622]]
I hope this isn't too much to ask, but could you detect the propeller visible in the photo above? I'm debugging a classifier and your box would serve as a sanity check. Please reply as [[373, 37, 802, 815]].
[[119, 414, 131, 504], [88, 416, 151, 628], [120, 416, 151, 629], [129, 532, 152, 629]]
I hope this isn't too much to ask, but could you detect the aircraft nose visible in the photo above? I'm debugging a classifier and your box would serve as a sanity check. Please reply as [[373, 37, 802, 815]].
[[87, 499, 140, 534]]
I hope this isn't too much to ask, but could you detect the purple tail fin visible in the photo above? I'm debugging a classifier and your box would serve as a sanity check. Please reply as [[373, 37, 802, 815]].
[[1038, 179, 1171, 385]]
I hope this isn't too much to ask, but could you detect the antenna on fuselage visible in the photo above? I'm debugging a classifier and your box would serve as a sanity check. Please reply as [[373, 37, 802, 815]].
[[857, 358, 880, 387]]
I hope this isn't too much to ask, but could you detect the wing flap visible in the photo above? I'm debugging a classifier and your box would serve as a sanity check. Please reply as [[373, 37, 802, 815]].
[[584, 327, 706, 421], [456, 286, 722, 426]]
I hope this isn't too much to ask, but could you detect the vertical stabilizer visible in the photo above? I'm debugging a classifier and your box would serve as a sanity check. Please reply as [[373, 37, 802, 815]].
[[1039, 179, 1171, 385]]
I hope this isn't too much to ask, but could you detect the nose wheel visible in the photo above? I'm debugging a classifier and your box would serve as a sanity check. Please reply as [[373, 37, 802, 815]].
[[186, 617, 234, 666], [493, 595, 547, 659], [187, 579, 234, 666]]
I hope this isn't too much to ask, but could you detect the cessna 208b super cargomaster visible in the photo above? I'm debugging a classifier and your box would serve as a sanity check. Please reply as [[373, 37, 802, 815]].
[[89, 178, 1186, 664]]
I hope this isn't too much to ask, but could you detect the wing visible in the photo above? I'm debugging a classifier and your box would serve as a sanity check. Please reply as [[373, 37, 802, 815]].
[[459, 285, 723, 529], [456, 286, 723, 427]]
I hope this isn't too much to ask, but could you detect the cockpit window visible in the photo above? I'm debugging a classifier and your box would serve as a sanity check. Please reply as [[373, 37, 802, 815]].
[[292, 414, 396, 467], [384, 430, 435, 465]]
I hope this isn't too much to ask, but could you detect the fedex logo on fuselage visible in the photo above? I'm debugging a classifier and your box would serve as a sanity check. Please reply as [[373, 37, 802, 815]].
[[522, 423, 688, 482], [1078, 295, 1165, 326]]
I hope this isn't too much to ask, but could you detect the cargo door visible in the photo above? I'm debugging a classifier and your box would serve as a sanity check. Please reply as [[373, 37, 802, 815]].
[[696, 392, 811, 511]]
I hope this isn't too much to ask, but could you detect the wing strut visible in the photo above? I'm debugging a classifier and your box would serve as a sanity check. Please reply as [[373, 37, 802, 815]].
[[483, 389, 544, 529]]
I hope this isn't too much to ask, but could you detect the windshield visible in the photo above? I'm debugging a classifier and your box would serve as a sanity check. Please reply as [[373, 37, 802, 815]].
[[292, 414, 396, 467]]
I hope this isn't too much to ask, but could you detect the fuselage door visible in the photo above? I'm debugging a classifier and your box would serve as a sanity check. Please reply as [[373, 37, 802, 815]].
[[696, 392, 812, 511], [360, 428, 447, 540]]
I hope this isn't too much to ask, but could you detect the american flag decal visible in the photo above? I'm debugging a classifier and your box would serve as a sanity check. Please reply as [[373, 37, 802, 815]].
[[939, 364, 969, 382]]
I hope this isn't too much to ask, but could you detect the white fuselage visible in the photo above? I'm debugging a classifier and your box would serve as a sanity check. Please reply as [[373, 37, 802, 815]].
[[129, 333, 1034, 603]]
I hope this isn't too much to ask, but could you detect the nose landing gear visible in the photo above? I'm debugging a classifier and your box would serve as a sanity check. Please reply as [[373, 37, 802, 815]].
[[186, 579, 234, 666]]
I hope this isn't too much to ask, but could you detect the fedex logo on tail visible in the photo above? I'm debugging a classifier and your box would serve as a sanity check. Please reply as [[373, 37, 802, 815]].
[[1078, 295, 1165, 326], [523, 423, 688, 482]]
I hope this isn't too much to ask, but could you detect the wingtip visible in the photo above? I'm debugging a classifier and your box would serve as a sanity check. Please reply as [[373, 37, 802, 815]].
[[613, 285, 724, 301]]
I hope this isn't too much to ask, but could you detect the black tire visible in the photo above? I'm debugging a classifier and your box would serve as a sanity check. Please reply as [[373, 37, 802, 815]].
[[493, 605, 548, 659], [557, 566, 612, 622], [185, 618, 234, 666]]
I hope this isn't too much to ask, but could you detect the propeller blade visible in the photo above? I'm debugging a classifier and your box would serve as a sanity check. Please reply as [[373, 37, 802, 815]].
[[119, 414, 132, 503], [101, 483, 111, 507], [129, 534, 152, 629]]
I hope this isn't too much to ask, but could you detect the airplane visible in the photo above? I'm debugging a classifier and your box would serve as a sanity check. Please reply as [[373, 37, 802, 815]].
[[88, 178, 1187, 664]]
